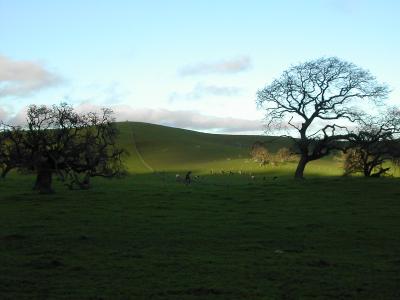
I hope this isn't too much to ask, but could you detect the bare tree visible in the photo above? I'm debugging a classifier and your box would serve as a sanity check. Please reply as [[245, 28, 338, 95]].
[[256, 57, 389, 179], [1, 103, 126, 193], [345, 108, 400, 177], [0, 123, 26, 179], [0, 124, 14, 178], [250, 141, 272, 165], [275, 147, 297, 164], [250, 142, 296, 166]]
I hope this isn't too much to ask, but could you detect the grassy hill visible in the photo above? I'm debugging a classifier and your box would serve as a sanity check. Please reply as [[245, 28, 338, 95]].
[[115, 122, 345, 177], [117, 121, 285, 172]]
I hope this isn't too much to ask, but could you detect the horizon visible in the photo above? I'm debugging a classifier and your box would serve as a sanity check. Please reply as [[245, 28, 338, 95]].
[[1, 0, 399, 134]]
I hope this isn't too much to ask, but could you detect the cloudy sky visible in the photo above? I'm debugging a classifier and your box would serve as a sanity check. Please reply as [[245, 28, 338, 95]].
[[1, 0, 399, 134]]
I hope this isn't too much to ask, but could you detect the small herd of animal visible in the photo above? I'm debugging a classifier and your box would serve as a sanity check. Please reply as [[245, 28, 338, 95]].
[[175, 170, 278, 184]]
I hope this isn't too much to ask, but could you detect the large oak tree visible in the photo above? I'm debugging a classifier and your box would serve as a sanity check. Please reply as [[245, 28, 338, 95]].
[[0, 103, 125, 193], [256, 57, 389, 179]]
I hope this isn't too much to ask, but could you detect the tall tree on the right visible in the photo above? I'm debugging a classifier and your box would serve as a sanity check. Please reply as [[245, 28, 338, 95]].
[[256, 57, 390, 179]]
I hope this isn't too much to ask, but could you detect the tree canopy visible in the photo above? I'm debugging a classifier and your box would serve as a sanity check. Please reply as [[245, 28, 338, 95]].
[[257, 57, 389, 178], [0, 103, 125, 193], [344, 108, 400, 177]]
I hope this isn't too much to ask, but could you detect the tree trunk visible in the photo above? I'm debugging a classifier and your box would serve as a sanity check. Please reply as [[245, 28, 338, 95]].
[[363, 168, 371, 177], [1, 166, 12, 179], [363, 162, 373, 177], [34, 168, 54, 194], [294, 154, 308, 179]]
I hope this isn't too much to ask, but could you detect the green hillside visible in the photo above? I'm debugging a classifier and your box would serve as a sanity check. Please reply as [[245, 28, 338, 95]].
[[116, 122, 295, 174], [115, 122, 349, 177]]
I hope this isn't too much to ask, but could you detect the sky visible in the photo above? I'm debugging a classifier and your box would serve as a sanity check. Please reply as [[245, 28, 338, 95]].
[[0, 0, 399, 134]]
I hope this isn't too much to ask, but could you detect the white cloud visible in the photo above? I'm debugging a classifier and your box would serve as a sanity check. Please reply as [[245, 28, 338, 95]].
[[76, 104, 263, 133], [0, 107, 8, 122], [1, 107, 27, 126], [179, 56, 251, 76], [0, 54, 61, 98], [169, 83, 242, 101], [2, 103, 263, 134]]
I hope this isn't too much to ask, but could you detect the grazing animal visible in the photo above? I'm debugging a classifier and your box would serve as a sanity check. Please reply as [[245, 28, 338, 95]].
[[185, 171, 192, 185], [175, 174, 181, 182], [251, 175, 255, 180]]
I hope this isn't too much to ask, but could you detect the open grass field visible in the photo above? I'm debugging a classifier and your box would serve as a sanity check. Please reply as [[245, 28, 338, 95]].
[[1, 122, 400, 299]]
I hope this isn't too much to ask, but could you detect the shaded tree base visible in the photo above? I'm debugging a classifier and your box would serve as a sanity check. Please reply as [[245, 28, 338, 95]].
[[33, 170, 54, 194]]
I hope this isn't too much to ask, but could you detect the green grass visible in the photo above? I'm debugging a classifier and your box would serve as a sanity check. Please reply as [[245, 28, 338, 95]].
[[1, 174, 400, 299], [1, 122, 400, 299]]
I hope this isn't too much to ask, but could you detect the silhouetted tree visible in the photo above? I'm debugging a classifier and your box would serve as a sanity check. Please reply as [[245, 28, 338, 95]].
[[257, 57, 389, 179], [345, 108, 400, 177], [0, 124, 13, 178], [0, 123, 26, 179], [1, 103, 125, 193]]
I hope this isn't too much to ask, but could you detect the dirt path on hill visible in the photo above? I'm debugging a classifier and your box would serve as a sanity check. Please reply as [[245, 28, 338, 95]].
[[131, 130, 154, 172]]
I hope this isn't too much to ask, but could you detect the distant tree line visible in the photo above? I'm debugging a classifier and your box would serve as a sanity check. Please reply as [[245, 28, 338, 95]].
[[250, 142, 297, 166], [0, 103, 126, 193]]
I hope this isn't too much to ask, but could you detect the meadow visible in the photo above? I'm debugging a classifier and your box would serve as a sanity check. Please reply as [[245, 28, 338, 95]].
[[1, 122, 400, 299]]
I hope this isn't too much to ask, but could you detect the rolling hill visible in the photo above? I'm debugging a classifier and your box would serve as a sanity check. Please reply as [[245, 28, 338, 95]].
[[116, 121, 292, 173], [115, 122, 344, 176]]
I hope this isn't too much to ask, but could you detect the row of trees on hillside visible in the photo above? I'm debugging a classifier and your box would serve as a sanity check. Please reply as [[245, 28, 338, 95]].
[[250, 142, 297, 166], [0, 103, 125, 193], [256, 57, 400, 178]]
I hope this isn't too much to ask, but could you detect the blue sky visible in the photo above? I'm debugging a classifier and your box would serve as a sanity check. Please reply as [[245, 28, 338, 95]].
[[1, 0, 399, 133]]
